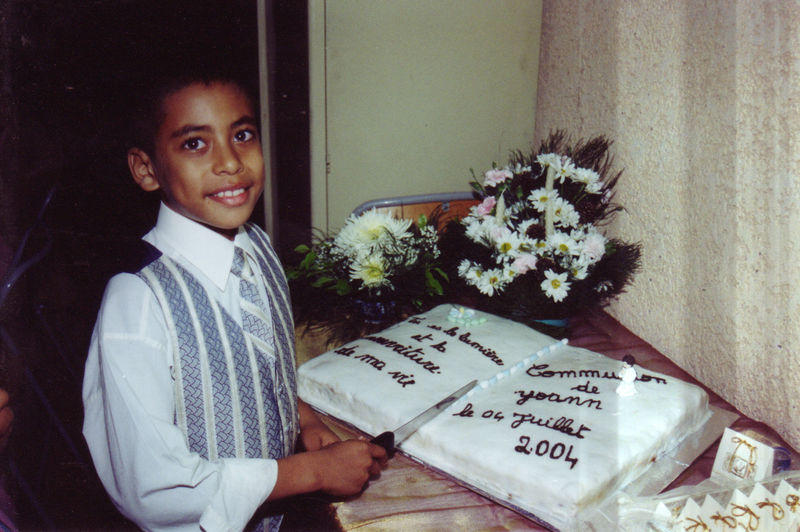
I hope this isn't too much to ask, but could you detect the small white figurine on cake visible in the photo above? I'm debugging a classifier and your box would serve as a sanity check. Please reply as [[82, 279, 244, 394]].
[[616, 355, 638, 397], [447, 305, 487, 327]]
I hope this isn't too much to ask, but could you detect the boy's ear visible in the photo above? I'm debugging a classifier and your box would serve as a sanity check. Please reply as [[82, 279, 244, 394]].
[[128, 148, 161, 192]]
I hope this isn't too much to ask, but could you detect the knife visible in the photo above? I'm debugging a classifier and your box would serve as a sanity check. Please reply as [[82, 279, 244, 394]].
[[370, 379, 477, 453]]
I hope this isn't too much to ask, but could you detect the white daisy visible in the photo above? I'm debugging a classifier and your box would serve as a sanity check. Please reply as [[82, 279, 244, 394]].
[[555, 157, 577, 183], [586, 180, 603, 194], [493, 227, 524, 262], [476, 267, 507, 296], [533, 238, 549, 255], [464, 216, 500, 244], [573, 167, 602, 191], [528, 187, 559, 212], [551, 197, 580, 228], [457, 259, 473, 278], [569, 257, 590, 280], [461, 261, 485, 285], [536, 153, 561, 170], [547, 231, 580, 256], [541, 269, 571, 302]]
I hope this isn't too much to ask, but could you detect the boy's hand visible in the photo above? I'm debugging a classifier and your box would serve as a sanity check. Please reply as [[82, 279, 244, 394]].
[[300, 421, 340, 451], [297, 398, 340, 451], [313, 440, 387, 496], [272, 399, 388, 500]]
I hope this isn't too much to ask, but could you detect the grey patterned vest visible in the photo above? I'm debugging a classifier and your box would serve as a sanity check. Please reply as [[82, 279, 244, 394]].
[[136, 223, 298, 531]]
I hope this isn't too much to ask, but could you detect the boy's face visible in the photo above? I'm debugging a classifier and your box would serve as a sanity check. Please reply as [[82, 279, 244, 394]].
[[130, 81, 264, 239]]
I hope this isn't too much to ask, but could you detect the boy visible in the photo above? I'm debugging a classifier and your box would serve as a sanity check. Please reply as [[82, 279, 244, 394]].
[[82, 70, 386, 531]]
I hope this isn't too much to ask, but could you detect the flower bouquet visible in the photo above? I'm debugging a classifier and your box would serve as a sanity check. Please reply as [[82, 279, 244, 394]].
[[287, 208, 447, 345], [439, 131, 641, 328]]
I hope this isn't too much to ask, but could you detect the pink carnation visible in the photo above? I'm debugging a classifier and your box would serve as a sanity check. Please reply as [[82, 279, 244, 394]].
[[511, 254, 538, 274], [582, 233, 607, 262], [483, 168, 513, 187], [475, 196, 496, 216]]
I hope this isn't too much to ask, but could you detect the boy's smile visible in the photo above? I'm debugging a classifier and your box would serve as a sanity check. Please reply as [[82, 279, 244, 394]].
[[129, 81, 264, 239]]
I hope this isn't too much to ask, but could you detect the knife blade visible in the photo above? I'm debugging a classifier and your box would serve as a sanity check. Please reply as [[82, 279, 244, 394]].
[[370, 379, 477, 453]]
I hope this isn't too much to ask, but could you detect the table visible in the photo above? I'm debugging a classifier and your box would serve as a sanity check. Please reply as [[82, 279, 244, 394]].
[[289, 310, 798, 531]]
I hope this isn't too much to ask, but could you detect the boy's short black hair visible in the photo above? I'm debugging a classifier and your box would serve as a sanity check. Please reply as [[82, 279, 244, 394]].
[[126, 59, 259, 156]]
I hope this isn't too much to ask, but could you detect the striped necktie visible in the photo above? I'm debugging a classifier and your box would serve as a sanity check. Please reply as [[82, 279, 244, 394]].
[[232, 246, 275, 350], [232, 246, 287, 470]]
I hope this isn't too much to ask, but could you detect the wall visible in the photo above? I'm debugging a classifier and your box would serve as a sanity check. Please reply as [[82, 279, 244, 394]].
[[535, 1, 800, 449], [309, 0, 542, 231]]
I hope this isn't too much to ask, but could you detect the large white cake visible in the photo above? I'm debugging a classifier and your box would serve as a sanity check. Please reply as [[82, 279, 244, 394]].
[[297, 305, 711, 530]]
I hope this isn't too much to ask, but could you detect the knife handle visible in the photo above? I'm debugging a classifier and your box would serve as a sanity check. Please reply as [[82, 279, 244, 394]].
[[370, 431, 395, 453]]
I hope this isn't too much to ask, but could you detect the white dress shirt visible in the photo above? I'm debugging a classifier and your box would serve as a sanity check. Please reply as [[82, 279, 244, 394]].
[[83, 204, 279, 531]]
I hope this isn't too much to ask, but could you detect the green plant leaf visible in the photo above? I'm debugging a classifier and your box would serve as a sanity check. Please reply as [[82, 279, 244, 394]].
[[298, 251, 317, 270], [425, 271, 443, 295], [334, 279, 351, 295], [312, 275, 333, 288]]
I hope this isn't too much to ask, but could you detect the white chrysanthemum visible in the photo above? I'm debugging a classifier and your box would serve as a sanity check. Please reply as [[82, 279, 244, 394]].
[[547, 231, 580, 256], [541, 269, 571, 302], [350, 255, 389, 288], [528, 187, 559, 212], [335, 209, 412, 253]]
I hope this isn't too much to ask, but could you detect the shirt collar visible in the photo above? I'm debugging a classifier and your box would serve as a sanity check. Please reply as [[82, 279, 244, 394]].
[[150, 203, 252, 291]]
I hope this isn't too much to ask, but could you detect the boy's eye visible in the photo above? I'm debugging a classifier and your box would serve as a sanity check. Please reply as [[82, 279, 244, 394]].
[[234, 129, 257, 143], [182, 137, 207, 151]]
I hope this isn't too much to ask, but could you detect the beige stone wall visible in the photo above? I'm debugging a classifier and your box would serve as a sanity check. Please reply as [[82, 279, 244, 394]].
[[534, 1, 800, 449]]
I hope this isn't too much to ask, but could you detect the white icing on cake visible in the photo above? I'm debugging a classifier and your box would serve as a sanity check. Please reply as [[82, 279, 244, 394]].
[[297, 305, 710, 530]]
